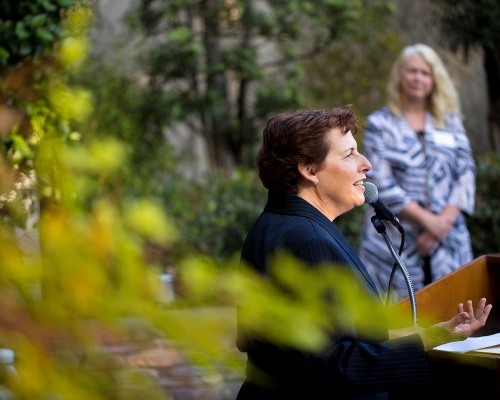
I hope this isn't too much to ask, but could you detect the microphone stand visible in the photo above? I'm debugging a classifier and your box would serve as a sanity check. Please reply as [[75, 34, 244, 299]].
[[370, 215, 418, 326]]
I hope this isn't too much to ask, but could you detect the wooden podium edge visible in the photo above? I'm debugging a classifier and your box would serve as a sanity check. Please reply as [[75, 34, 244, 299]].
[[389, 254, 500, 329]]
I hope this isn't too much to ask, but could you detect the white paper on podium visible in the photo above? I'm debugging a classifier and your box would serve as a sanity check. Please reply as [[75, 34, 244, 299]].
[[433, 332, 500, 353], [474, 345, 500, 354]]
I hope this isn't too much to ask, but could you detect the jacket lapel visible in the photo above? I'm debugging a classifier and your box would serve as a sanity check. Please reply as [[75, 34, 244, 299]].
[[265, 191, 380, 294]]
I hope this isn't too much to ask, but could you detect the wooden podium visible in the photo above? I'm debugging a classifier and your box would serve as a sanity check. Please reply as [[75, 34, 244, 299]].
[[390, 254, 500, 399]]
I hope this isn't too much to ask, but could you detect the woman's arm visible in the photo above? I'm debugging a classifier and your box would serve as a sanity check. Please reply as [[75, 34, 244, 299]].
[[389, 298, 492, 351], [400, 201, 461, 241], [445, 114, 476, 216]]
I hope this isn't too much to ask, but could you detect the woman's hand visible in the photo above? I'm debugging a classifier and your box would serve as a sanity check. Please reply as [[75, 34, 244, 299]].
[[401, 202, 461, 242], [420, 298, 492, 350], [426, 205, 462, 241], [416, 230, 439, 256], [421, 212, 455, 241]]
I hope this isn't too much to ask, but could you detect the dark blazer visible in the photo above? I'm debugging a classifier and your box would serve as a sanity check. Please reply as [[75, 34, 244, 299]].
[[236, 191, 429, 400]]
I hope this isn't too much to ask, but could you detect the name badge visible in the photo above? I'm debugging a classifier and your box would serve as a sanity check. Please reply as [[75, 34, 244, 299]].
[[432, 131, 456, 148]]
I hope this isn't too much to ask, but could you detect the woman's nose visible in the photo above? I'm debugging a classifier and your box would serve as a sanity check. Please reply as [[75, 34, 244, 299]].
[[361, 155, 372, 171]]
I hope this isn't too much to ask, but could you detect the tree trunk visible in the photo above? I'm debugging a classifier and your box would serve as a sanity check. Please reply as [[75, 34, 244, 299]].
[[235, 18, 252, 166], [201, 0, 233, 172], [484, 47, 500, 151]]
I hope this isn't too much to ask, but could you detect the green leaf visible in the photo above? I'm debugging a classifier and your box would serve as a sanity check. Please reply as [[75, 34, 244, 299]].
[[11, 133, 33, 159], [41, 0, 58, 12], [15, 21, 30, 39], [0, 46, 10, 60], [167, 26, 192, 44], [35, 27, 54, 43], [0, 20, 14, 32], [30, 13, 48, 27], [18, 42, 33, 56], [56, 0, 76, 6]]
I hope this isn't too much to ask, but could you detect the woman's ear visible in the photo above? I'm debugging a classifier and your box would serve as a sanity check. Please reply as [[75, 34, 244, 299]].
[[297, 163, 318, 186]]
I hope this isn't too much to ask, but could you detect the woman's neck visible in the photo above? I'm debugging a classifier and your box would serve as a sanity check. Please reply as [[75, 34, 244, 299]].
[[297, 188, 339, 221], [402, 97, 426, 132]]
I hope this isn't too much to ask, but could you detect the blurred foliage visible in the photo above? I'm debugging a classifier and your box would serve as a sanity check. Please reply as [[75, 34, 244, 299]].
[[0, 2, 92, 229], [0, 0, 90, 68], [0, 3, 173, 398], [180, 254, 409, 350], [124, 0, 399, 170], [159, 169, 267, 265], [0, 3, 223, 398], [432, 0, 500, 56], [432, 0, 500, 151], [71, 55, 180, 202], [468, 152, 500, 257], [301, 0, 404, 126]]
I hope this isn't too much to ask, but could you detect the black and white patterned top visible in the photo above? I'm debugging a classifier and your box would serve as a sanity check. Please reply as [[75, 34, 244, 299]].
[[358, 107, 475, 299]]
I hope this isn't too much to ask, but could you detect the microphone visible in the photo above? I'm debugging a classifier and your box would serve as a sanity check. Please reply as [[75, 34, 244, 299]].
[[363, 182, 399, 224], [363, 182, 414, 320]]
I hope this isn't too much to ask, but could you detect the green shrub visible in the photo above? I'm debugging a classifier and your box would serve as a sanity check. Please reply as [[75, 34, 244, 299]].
[[468, 152, 500, 257], [72, 56, 179, 202], [0, 0, 90, 68], [160, 170, 267, 264]]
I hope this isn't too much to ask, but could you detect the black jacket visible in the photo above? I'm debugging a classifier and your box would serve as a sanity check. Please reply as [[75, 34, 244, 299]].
[[236, 191, 429, 399]]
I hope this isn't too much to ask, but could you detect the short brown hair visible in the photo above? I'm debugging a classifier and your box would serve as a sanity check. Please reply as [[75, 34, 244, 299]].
[[257, 107, 360, 194]]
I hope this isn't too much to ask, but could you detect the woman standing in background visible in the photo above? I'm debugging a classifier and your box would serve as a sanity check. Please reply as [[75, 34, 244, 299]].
[[358, 44, 476, 300]]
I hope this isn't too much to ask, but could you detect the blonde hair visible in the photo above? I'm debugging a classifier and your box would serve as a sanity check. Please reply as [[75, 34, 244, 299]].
[[387, 44, 461, 126]]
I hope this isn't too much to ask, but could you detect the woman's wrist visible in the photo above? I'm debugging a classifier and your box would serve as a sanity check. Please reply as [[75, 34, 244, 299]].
[[441, 204, 461, 221], [420, 323, 452, 351], [401, 201, 434, 230]]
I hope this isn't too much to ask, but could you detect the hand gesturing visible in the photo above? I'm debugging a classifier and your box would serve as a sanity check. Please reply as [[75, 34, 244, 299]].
[[423, 298, 492, 347]]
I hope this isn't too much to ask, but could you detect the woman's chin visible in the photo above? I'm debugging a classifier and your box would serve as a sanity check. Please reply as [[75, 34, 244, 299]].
[[355, 196, 366, 207]]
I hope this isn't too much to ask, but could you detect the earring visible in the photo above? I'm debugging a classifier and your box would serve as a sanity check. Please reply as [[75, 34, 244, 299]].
[[314, 179, 319, 186]]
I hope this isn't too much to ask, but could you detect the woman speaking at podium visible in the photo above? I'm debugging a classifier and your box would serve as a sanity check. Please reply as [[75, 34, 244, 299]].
[[235, 107, 491, 399]]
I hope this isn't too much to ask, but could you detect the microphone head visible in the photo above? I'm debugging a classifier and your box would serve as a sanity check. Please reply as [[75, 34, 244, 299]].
[[362, 182, 379, 204]]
